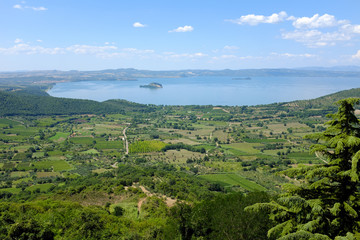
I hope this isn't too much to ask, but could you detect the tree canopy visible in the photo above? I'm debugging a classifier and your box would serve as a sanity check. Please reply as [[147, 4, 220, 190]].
[[247, 98, 360, 239]]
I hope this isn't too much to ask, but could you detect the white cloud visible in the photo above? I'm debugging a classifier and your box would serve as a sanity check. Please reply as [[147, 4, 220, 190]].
[[14, 38, 23, 43], [165, 52, 207, 59], [281, 13, 360, 47], [224, 45, 239, 50], [122, 48, 154, 54], [282, 29, 353, 47], [227, 11, 360, 48], [220, 55, 237, 59], [66, 45, 118, 54], [271, 52, 316, 58], [133, 22, 146, 28], [30, 6, 47, 11], [341, 24, 360, 34], [293, 14, 347, 29], [228, 11, 288, 26], [0, 43, 63, 55], [352, 50, 360, 59], [0, 41, 159, 59], [13, 4, 47, 11], [169, 25, 194, 33], [36, 39, 43, 43]]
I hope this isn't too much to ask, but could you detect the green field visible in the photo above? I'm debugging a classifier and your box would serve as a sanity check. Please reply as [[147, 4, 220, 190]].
[[80, 149, 100, 154], [10, 171, 29, 178], [26, 183, 54, 192], [95, 140, 123, 150], [224, 142, 262, 154], [70, 137, 95, 145], [0, 187, 21, 194], [49, 132, 70, 141], [243, 138, 286, 143], [34, 160, 73, 171], [199, 173, 267, 192], [129, 140, 167, 153]]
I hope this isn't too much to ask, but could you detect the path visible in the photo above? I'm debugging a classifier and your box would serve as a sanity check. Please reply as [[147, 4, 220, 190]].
[[123, 126, 129, 154], [136, 185, 177, 212]]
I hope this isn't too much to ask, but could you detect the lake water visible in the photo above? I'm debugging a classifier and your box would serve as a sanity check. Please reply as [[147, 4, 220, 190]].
[[47, 76, 360, 106]]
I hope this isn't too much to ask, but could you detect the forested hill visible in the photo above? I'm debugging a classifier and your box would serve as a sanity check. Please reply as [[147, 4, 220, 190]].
[[0, 91, 154, 116], [286, 88, 360, 109]]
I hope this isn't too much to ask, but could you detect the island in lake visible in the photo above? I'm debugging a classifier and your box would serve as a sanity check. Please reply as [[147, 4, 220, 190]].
[[140, 82, 163, 88], [232, 77, 251, 80]]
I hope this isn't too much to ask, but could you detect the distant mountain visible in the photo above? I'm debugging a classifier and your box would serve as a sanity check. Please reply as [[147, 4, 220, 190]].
[[2, 67, 360, 88], [296, 66, 360, 72]]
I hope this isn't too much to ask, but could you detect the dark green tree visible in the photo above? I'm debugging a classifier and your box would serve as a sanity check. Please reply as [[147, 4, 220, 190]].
[[7, 219, 54, 240], [247, 98, 360, 239]]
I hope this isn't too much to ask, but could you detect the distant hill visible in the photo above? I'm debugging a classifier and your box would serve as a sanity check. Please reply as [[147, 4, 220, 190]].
[[296, 66, 360, 72]]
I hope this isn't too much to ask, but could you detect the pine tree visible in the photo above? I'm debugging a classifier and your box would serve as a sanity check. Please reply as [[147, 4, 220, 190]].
[[246, 98, 360, 240]]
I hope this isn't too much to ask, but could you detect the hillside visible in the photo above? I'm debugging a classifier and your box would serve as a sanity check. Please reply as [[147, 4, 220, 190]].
[[0, 91, 154, 116], [288, 87, 360, 109]]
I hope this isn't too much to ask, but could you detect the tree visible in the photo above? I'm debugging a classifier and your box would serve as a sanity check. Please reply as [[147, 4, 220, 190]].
[[8, 219, 54, 240], [246, 98, 360, 239], [191, 192, 272, 240]]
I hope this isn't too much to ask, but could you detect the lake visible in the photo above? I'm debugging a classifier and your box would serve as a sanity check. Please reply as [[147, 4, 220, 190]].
[[47, 76, 360, 106]]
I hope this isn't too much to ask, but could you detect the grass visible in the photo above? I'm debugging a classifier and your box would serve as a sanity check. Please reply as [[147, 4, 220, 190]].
[[212, 130, 229, 142], [95, 140, 124, 150], [199, 173, 267, 191], [243, 138, 286, 143], [10, 171, 29, 178], [110, 201, 139, 219], [32, 152, 45, 158], [2, 162, 16, 170], [224, 142, 262, 154], [49, 132, 70, 141], [13, 145, 32, 152], [0, 118, 21, 127], [70, 137, 95, 145], [12, 152, 30, 161], [148, 149, 204, 164], [80, 149, 100, 154], [36, 172, 60, 178], [26, 183, 54, 192], [26, 160, 73, 171], [0, 188, 21, 194], [165, 138, 200, 146], [35, 117, 62, 127], [129, 140, 167, 153], [38, 160, 72, 171], [267, 122, 308, 133], [13, 177, 32, 185]]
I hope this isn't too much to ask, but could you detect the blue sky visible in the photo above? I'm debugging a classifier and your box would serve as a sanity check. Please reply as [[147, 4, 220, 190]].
[[1, 0, 360, 71]]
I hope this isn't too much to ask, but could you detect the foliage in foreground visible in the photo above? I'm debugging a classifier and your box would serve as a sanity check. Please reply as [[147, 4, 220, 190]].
[[247, 98, 360, 239]]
